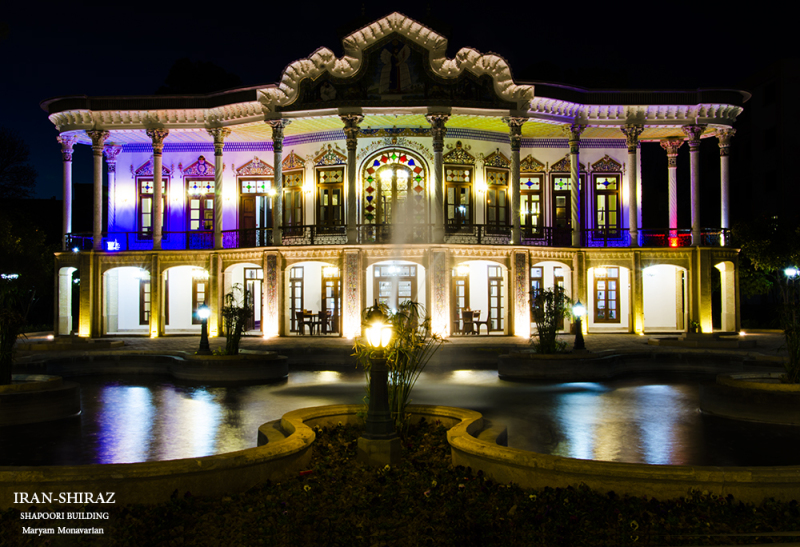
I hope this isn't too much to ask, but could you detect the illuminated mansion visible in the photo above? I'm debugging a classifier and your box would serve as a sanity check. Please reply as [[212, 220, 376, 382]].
[[45, 12, 746, 340]]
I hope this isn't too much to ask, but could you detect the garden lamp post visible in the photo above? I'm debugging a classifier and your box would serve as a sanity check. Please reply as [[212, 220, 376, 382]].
[[358, 301, 401, 466], [197, 304, 212, 355], [572, 300, 586, 351]]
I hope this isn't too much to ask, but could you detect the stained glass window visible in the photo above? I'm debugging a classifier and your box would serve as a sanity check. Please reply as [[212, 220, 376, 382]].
[[187, 179, 215, 195], [362, 150, 425, 225], [240, 179, 272, 194]]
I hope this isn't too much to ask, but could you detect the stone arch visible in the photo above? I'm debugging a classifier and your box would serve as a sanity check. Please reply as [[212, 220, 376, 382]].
[[642, 264, 688, 333], [56, 266, 78, 336], [102, 266, 151, 335], [587, 265, 630, 332], [284, 260, 343, 335], [715, 260, 737, 332], [449, 259, 509, 335]]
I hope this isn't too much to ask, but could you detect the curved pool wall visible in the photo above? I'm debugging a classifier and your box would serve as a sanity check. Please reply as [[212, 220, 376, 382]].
[[0, 375, 81, 426], [701, 372, 800, 425], [498, 350, 784, 381], [22, 350, 288, 383], [3, 404, 798, 509]]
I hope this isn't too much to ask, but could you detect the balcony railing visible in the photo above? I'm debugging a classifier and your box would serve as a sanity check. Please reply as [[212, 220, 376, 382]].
[[64, 227, 733, 252]]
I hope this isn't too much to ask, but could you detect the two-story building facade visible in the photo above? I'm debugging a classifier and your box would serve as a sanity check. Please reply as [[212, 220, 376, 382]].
[[44, 12, 746, 340]]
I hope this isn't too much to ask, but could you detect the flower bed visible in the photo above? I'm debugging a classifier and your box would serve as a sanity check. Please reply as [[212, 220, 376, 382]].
[[2, 420, 798, 546]]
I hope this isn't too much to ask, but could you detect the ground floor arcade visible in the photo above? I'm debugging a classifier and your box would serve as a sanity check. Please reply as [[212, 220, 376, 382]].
[[54, 245, 739, 339]]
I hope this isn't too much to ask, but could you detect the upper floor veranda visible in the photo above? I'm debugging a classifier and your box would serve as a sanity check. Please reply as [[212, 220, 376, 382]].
[[44, 12, 747, 255]]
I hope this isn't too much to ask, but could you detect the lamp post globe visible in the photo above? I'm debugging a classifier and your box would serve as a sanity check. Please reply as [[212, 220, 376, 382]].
[[572, 300, 586, 351], [358, 300, 401, 466], [197, 304, 212, 355]]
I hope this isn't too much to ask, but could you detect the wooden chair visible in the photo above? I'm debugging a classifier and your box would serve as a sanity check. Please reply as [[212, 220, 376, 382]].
[[318, 310, 331, 334], [460, 309, 476, 335], [295, 311, 308, 335], [473, 310, 489, 335]]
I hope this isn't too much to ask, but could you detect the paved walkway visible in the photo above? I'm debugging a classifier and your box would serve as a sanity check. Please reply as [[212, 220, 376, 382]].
[[14, 330, 789, 370]]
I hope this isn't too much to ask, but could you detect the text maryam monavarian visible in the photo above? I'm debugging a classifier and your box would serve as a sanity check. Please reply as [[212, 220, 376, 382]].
[[23, 527, 104, 536]]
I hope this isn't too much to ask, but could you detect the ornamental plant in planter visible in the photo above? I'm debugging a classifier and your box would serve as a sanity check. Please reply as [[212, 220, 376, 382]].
[[530, 287, 571, 354], [219, 284, 253, 355], [353, 300, 444, 436]]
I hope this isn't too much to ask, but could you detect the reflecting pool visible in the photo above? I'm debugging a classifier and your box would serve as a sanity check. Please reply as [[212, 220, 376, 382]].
[[1, 370, 799, 467]]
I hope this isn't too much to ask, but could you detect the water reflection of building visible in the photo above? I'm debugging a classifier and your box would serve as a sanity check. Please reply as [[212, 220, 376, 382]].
[[47, 12, 744, 339]]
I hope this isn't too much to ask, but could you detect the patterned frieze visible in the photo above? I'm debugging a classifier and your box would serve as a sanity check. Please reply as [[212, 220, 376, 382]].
[[342, 249, 362, 339], [591, 154, 623, 172], [357, 137, 433, 161], [513, 251, 531, 338], [314, 143, 348, 165], [264, 252, 280, 337], [364, 247, 427, 259], [429, 249, 450, 337], [280, 248, 342, 259], [520, 154, 545, 172], [442, 141, 475, 165]]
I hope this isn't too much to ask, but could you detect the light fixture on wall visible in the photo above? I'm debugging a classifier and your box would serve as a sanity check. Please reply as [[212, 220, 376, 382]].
[[594, 267, 607, 277], [323, 266, 340, 278], [454, 264, 470, 277], [192, 268, 209, 280]]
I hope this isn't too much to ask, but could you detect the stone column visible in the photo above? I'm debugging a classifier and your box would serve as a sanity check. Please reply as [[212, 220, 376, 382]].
[[262, 251, 281, 337], [660, 138, 684, 237], [682, 125, 706, 245], [268, 120, 289, 247], [207, 128, 231, 249], [146, 129, 169, 251], [57, 134, 77, 250], [512, 250, 530, 337], [149, 254, 161, 337], [429, 249, 450, 336], [103, 145, 122, 234], [341, 114, 363, 243], [716, 128, 735, 232], [505, 117, 526, 244], [563, 124, 586, 247], [620, 125, 643, 248], [426, 113, 449, 243], [632, 251, 644, 334], [87, 130, 110, 251], [342, 248, 363, 338]]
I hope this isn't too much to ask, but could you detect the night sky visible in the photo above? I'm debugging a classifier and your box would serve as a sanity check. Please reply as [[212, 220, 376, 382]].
[[1, 1, 782, 203]]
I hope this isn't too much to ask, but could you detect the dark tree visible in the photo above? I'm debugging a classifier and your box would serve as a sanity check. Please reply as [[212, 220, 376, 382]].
[[0, 127, 38, 199], [156, 58, 243, 95]]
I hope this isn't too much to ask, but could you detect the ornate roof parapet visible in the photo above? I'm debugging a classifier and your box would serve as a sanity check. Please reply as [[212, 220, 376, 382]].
[[257, 12, 534, 113]]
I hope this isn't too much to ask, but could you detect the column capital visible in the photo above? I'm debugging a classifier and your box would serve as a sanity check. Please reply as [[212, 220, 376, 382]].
[[660, 138, 684, 167], [86, 130, 110, 154], [340, 114, 364, 151], [716, 128, 736, 156], [504, 117, 526, 151], [146, 128, 170, 155], [561, 123, 586, 142], [426, 113, 449, 152], [681, 124, 706, 151], [267, 119, 290, 153], [103, 144, 122, 172], [207, 128, 231, 156], [57, 134, 77, 162], [620, 125, 644, 153]]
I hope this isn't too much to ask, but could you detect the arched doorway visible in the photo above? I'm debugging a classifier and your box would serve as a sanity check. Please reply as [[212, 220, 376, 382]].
[[102, 266, 151, 335], [529, 261, 573, 333], [642, 264, 687, 332], [715, 261, 737, 332], [283, 261, 341, 335], [588, 265, 630, 332], [450, 259, 508, 335], [224, 263, 263, 334], [56, 266, 79, 336], [361, 148, 428, 243], [367, 260, 426, 314]]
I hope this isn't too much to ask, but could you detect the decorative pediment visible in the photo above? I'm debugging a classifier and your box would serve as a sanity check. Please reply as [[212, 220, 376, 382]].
[[282, 151, 305, 171], [258, 12, 533, 113], [314, 144, 347, 166], [235, 157, 273, 176], [520, 154, 545, 173], [591, 154, 623, 172], [484, 149, 510, 169], [181, 155, 215, 177], [133, 157, 172, 177], [551, 155, 586, 173], [443, 141, 475, 165]]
